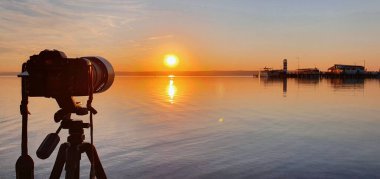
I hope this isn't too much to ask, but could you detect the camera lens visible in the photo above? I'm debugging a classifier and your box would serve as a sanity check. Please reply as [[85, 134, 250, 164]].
[[82, 56, 115, 93]]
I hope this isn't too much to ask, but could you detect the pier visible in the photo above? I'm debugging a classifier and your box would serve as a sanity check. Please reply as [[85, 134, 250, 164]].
[[259, 59, 380, 79], [285, 71, 380, 79]]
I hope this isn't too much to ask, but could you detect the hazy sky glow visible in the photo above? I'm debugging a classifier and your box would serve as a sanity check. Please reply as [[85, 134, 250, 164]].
[[1, 0, 379, 72]]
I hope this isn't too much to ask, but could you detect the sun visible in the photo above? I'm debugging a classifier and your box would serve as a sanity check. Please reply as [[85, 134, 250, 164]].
[[164, 54, 179, 68]]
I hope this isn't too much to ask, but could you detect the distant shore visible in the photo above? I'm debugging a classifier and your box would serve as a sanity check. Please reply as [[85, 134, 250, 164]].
[[1, 71, 379, 78]]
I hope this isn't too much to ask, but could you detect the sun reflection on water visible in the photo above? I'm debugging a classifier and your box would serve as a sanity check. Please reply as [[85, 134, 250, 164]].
[[167, 76, 177, 104]]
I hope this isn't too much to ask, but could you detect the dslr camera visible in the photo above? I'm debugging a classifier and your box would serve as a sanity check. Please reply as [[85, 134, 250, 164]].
[[22, 49, 114, 112], [25, 49, 114, 97]]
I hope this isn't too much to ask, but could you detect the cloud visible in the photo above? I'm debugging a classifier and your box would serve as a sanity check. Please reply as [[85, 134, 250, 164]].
[[0, 0, 146, 54], [148, 35, 174, 40], [0, 47, 14, 54], [0, 0, 150, 71]]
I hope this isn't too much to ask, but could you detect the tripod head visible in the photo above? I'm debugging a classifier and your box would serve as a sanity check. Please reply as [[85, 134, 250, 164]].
[[37, 107, 92, 160], [54, 96, 97, 123], [61, 119, 90, 130]]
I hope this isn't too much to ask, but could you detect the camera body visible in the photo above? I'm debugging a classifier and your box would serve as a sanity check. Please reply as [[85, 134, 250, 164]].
[[24, 50, 114, 98], [26, 50, 92, 97]]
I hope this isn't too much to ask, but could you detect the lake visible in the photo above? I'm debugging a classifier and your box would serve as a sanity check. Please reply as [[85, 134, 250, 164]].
[[0, 76, 380, 178]]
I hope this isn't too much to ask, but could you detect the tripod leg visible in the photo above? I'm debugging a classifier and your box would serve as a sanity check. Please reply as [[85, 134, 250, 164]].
[[81, 143, 107, 179], [50, 143, 69, 179], [65, 143, 81, 179]]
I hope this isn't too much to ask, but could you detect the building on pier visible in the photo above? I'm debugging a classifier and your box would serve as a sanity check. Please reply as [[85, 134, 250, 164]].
[[328, 64, 365, 75]]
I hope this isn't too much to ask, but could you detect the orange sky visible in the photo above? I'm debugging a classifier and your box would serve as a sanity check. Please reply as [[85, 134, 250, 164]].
[[0, 1, 379, 72]]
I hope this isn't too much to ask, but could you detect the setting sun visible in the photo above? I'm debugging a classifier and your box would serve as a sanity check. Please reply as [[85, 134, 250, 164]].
[[164, 54, 179, 68]]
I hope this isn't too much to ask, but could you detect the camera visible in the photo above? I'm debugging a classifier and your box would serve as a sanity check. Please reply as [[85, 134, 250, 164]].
[[24, 49, 114, 97], [16, 50, 113, 178]]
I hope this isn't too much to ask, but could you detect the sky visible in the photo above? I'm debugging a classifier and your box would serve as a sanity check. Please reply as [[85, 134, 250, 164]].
[[0, 0, 380, 72]]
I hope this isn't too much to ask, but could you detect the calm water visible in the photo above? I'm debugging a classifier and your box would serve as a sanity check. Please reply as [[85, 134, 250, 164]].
[[1, 76, 380, 178]]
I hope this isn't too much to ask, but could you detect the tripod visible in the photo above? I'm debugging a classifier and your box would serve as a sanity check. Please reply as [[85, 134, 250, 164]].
[[50, 120, 106, 179]]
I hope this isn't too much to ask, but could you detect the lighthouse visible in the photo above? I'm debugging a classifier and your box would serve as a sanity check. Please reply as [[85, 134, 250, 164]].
[[283, 59, 288, 75]]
